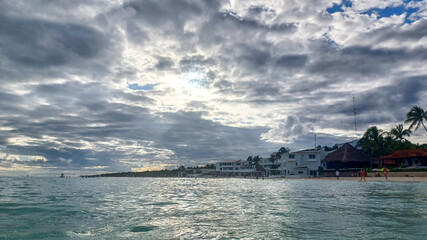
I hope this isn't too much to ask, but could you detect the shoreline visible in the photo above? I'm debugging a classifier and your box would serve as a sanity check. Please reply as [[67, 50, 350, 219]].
[[303, 176, 427, 182], [205, 176, 427, 182]]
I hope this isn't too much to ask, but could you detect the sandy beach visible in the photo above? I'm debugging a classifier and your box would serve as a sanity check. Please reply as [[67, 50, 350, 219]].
[[305, 177, 427, 182]]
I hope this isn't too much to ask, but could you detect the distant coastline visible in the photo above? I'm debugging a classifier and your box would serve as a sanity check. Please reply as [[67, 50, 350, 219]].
[[80, 170, 427, 183]]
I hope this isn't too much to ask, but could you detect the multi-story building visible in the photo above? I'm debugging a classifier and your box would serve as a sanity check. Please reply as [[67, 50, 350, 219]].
[[216, 147, 334, 178], [282, 147, 332, 177], [216, 160, 265, 176], [260, 153, 283, 176]]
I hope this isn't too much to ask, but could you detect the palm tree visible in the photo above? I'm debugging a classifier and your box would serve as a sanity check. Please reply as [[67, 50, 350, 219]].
[[405, 106, 427, 132], [357, 126, 385, 167], [390, 124, 412, 141]]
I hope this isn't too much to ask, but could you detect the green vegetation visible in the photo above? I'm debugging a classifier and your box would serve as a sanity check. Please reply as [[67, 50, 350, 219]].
[[247, 155, 261, 167], [390, 124, 411, 141], [357, 106, 426, 167], [405, 106, 427, 132], [80, 163, 215, 178]]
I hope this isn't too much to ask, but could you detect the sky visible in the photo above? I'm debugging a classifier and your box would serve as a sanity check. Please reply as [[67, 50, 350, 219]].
[[0, 0, 426, 176]]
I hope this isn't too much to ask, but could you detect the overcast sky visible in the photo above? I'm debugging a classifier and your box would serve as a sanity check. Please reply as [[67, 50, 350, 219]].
[[0, 0, 426, 176]]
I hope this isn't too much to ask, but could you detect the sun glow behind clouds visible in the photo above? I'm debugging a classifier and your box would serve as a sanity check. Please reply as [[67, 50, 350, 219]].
[[181, 70, 208, 96], [159, 70, 214, 107]]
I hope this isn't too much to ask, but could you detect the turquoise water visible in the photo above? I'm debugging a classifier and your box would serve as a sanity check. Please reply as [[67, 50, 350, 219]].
[[1, 177, 426, 239]]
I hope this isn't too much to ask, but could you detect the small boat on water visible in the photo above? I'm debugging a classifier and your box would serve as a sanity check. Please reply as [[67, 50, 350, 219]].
[[60, 173, 65, 178]]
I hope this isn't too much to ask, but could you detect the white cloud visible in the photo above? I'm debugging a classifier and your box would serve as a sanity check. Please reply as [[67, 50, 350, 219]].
[[0, 0, 426, 174]]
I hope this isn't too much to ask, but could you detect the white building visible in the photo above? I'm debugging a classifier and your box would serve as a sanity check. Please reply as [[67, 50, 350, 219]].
[[282, 148, 332, 178], [260, 153, 283, 176], [216, 160, 265, 176], [215, 147, 334, 178]]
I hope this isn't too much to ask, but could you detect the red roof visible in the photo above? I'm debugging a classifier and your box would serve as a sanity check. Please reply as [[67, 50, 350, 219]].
[[382, 149, 427, 159]]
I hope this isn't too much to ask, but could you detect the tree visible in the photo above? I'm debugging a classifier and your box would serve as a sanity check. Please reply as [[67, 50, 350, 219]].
[[205, 164, 216, 169], [405, 106, 427, 132], [390, 124, 411, 141], [269, 156, 276, 164], [178, 166, 186, 171], [247, 156, 254, 166], [324, 144, 339, 151], [278, 147, 290, 154], [357, 126, 386, 167], [252, 155, 261, 166]]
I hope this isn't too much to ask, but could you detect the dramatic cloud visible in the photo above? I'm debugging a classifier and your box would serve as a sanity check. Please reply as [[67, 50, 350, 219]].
[[0, 0, 426, 175]]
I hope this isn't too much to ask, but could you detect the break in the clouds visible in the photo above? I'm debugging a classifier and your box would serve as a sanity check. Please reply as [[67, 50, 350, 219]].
[[0, 0, 426, 175]]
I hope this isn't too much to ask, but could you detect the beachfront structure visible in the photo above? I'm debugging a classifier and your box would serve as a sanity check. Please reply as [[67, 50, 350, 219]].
[[380, 149, 427, 168], [282, 147, 332, 177], [260, 153, 283, 176], [216, 160, 265, 177], [321, 143, 369, 169]]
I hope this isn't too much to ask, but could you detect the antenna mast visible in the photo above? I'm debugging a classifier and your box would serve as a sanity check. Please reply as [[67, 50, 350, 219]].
[[353, 93, 357, 138], [314, 133, 317, 148]]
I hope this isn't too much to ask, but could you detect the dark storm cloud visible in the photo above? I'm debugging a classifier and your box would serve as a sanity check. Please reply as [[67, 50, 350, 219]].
[[309, 43, 427, 77], [123, 0, 202, 28], [0, 14, 107, 68], [0, 75, 278, 169], [125, 21, 150, 44], [248, 6, 276, 15], [198, 10, 296, 47], [288, 79, 336, 93], [179, 55, 216, 67], [0, 92, 24, 109], [120, 0, 224, 41], [234, 44, 272, 72], [3, 144, 118, 171], [276, 54, 308, 68], [293, 75, 427, 132], [2, 106, 276, 168], [155, 57, 174, 70], [217, 11, 296, 33], [154, 111, 273, 162], [0, 81, 156, 145], [374, 19, 427, 41]]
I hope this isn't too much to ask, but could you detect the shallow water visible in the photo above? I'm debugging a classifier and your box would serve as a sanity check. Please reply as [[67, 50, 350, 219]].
[[0, 177, 426, 239]]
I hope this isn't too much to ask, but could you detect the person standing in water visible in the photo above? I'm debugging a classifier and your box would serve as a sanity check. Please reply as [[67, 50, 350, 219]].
[[383, 168, 388, 180], [335, 170, 339, 180]]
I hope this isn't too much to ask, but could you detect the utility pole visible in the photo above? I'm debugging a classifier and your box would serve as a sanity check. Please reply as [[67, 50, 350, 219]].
[[353, 93, 357, 139]]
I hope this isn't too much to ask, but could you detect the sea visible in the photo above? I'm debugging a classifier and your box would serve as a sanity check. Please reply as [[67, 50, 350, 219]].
[[1, 177, 426, 240]]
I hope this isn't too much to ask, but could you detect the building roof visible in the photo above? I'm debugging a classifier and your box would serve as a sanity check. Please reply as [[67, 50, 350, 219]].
[[382, 149, 427, 159], [322, 143, 368, 163], [291, 148, 321, 154], [218, 160, 242, 163]]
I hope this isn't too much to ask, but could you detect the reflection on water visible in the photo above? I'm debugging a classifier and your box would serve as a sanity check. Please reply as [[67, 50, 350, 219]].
[[0, 177, 426, 239]]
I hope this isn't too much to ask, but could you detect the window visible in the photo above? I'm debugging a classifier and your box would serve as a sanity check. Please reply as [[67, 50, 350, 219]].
[[309, 154, 315, 159], [289, 154, 295, 159], [295, 162, 298, 166], [298, 171, 304, 174], [236, 162, 240, 165]]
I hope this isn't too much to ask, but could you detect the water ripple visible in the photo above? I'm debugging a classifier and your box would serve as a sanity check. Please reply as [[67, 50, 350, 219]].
[[0, 177, 426, 239]]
